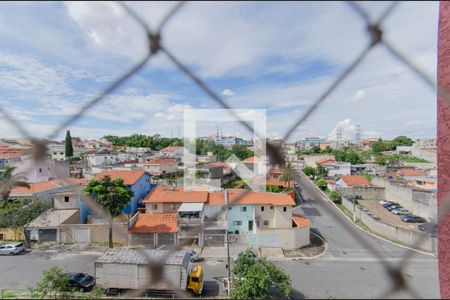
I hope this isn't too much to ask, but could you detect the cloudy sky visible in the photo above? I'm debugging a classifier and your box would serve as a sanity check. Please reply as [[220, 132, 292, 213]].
[[0, 1, 438, 142]]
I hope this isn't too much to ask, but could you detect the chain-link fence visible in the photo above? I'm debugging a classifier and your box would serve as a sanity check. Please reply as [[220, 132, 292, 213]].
[[0, 1, 445, 298]]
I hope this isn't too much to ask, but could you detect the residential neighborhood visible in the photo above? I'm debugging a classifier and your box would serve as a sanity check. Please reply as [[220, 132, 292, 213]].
[[0, 2, 442, 299]]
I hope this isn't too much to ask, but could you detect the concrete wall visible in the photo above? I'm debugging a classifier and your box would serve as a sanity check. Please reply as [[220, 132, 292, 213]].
[[0, 228, 24, 241], [372, 177, 437, 221], [303, 155, 334, 168], [230, 228, 310, 250], [411, 148, 437, 163], [13, 157, 69, 183], [146, 202, 180, 214], [59, 223, 127, 245], [342, 198, 437, 252], [54, 194, 80, 210], [336, 186, 385, 200]]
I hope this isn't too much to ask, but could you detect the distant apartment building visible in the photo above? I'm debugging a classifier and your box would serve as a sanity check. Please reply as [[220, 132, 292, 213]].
[[298, 136, 325, 150], [216, 136, 252, 148]]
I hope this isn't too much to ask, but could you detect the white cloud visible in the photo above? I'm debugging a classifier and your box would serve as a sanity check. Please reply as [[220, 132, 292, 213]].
[[347, 89, 365, 103], [222, 89, 235, 96]]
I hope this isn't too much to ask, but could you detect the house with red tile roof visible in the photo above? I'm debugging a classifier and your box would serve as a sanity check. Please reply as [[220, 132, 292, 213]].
[[94, 170, 155, 215], [128, 213, 178, 247], [335, 175, 371, 188], [159, 146, 184, 157], [138, 186, 309, 249]]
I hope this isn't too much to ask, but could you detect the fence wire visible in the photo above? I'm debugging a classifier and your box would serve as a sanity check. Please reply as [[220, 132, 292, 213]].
[[0, 1, 444, 298]]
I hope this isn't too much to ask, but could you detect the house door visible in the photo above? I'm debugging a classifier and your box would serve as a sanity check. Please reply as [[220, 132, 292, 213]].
[[248, 220, 253, 232]]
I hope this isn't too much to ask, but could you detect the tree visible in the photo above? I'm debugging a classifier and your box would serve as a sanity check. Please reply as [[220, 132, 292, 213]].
[[230, 249, 293, 299], [84, 176, 133, 248], [31, 266, 73, 299], [315, 179, 327, 191], [279, 163, 293, 190], [386, 154, 401, 166], [303, 166, 316, 177], [329, 191, 342, 204], [316, 165, 328, 177], [392, 136, 414, 146], [0, 166, 30, 200], [65, 130, 74, 160], [375, 154, 387, 165]]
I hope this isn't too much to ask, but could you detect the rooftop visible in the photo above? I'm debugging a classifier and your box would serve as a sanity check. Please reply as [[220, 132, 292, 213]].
[[292, 215, 311, 228], [340, 175, 371, 187], [96, 248, 189, 266], [145, 159, 177, 165], [208, 189, 295, 206], [10, 178, 88, 195], [130, 213, 177, 234], [143, 186, 209, 203], [95, 170, 148, 185], [28, 209, 79, 228]]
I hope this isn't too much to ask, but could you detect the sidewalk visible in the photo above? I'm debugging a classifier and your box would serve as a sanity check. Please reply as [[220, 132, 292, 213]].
[[201, 246, 261, 259]]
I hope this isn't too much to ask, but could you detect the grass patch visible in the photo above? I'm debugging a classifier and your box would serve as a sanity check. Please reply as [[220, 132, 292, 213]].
[[355, 219, 371, 232], [1, 291, 16, 298], [399, 156, 431, 163]]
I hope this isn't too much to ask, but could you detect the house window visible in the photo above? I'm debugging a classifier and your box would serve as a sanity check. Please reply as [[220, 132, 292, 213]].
[[283, 207, 287, 212], [170, 204, 176, 210], [261, 206, 264, 212], [64, 196, 70, 203], [228, 206, 232, 210], [39, 168, 42, 173], [233, 221, 242, 226], [263, 220, 269, 226], [240, 206, 247, 212], [270, 206, 274, 210], [151, 204, 158, 210]]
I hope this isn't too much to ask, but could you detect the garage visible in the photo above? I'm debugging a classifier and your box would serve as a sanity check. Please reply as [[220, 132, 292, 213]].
[[38, 229, 57, 242], [73, 228, 90, 243], [203, 229, 226, 247]]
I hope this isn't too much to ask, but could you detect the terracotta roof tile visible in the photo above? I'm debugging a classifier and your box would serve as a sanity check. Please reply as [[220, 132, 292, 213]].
[[211, 162, 229, 168], [145, 159, 177, 165], [243, 156, 258, 163], [10, 178, 88, 194], [160, 146, 181, 152], [340, 175, 371, 187], [143, 186, 209, 203], [397, 169, 426, 177], [95, 170, 148, 185], [292, 215, 311, 228], [315, 158, 335, 165], [130, 213, 177, 233]]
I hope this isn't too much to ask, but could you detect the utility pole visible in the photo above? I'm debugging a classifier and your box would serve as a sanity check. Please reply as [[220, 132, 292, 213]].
[[225, 189, 231, 297]]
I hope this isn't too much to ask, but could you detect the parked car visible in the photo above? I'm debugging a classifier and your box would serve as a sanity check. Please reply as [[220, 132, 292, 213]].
[[379, 200, 389, 206], [383, 201, 398, 208], [0, 242, 24, 255], [391, 208, 409, 215], [418, 223, 437, 236], [187, 250, 203, 262], [66, 272, 96, 292], [401, 214, 426, 223], [387, 204, 402, 211]]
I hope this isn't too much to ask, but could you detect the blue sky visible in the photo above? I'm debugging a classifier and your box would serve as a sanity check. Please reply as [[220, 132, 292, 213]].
[[0, 1, 438, 142]]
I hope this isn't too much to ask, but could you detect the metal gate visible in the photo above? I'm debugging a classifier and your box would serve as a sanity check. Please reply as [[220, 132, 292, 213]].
[[203, 229, 226, 247], [73, 228, 90, 243]]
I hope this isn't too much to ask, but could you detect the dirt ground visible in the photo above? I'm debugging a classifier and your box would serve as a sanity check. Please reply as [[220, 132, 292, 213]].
[[361, 200, 422, 232]]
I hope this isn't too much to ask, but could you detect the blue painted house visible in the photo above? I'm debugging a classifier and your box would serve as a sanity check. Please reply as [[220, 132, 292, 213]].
[[81, 170, 155, 223]]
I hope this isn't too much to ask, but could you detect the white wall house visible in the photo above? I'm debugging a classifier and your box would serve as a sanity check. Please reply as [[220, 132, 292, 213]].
[[12, 155, 69, 183], [87, 154, 118, 167]]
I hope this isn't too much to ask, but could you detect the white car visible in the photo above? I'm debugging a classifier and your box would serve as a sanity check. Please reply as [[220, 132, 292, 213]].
[[379, 200, 389, 206], [0, 242, 24, 255]]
